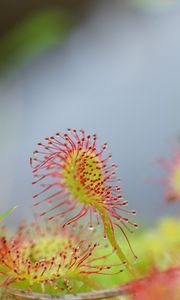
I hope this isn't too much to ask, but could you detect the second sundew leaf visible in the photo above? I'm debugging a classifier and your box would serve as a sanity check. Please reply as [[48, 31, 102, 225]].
[[31, 129, 139, 273], [0, 221, 125, 294]]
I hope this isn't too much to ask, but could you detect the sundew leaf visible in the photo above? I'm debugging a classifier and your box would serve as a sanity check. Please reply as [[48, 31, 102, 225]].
[[31, 129, 139, 275]]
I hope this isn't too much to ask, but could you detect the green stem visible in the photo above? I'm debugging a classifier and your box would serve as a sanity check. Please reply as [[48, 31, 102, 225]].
[[0, 206, 17, 223], [96, 204, 135, 276]]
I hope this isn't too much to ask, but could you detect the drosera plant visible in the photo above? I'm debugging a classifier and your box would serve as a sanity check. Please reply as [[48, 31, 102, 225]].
[[30, 129, 139, 273], [0, 220, 127, 294], [130, 265, 180, 300], [158, 144, 180, 204]]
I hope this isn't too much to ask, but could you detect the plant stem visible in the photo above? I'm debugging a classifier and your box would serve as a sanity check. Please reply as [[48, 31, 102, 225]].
[[99, 209, 134, 276]]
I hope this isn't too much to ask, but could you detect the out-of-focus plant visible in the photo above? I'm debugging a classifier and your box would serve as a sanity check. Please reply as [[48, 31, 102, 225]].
[[158, 145, 180, 204], [90, 217, 180, 291], [130, 265, 180, 300], [0, 9, 72, 72], [133, 218, 180, 276]]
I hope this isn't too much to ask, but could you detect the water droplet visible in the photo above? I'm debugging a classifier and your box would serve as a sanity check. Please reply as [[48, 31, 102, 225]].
[[88, 225, 94, 231]]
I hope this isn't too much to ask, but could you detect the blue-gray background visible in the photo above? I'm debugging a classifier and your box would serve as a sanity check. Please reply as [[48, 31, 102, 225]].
[[0, 0, 179, 227]]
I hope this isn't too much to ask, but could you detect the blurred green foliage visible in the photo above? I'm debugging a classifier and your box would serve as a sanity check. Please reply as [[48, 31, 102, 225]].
[[92, 217, 180, 289], [0, 9, 73, 72]]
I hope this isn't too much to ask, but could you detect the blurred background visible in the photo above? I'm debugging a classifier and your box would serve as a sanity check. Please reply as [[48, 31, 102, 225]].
[[0, 0, 180, 227]]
